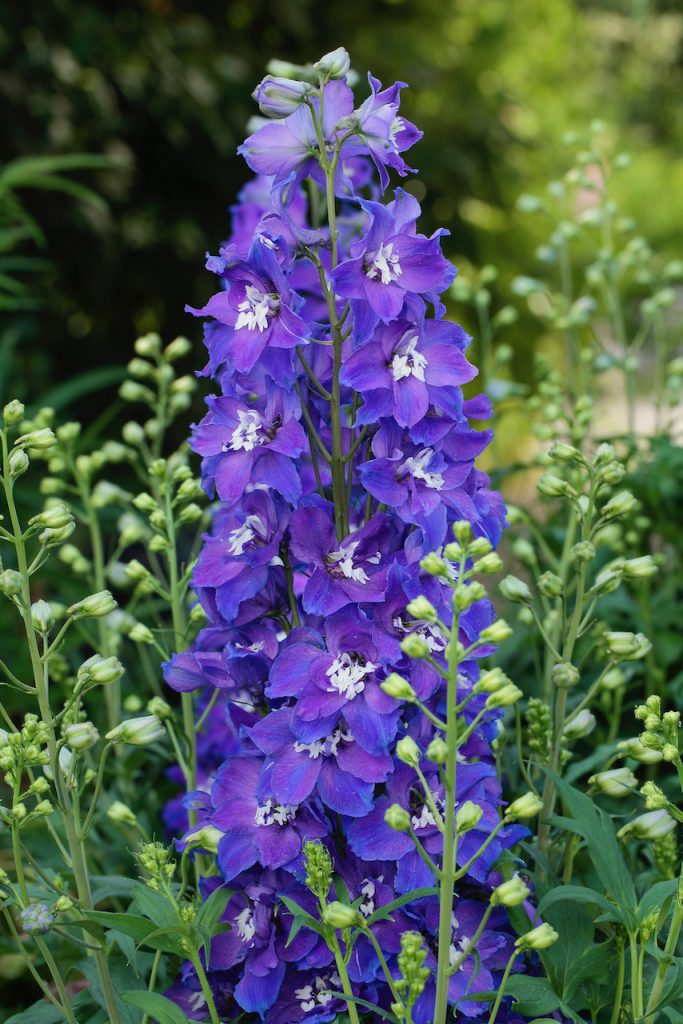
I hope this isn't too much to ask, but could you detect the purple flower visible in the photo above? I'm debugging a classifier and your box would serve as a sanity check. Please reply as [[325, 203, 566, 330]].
[[345, 74, 423, 190], [191, 385, 306, 505], [340, 317, 476, 428]]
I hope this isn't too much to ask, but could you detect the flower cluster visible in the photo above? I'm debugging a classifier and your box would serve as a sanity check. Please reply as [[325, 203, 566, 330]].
[[165, 49, 529, 1023]]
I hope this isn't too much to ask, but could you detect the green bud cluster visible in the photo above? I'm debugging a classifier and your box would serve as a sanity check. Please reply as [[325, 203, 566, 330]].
[[135, 841, 176, 892], [526, 698, 552, 764], [303, 841, 333, 900], [392, 931, 430, 1018]]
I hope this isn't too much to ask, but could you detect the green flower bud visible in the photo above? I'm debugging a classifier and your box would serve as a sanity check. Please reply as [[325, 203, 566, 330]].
[[106, 715, 165, 746], [640, 731, 664, 752], [537, 571, 563, 598], [618, 810, 676, 841], [468, 537, 494, 557], [9, 448, 29, 477], [505, 792, 544, 820], [164, 336, 192, 361], [3, 400, 25, 425], [511, 538, 536, 566], [14, 428, 57, 451], [601, 490, 638, 520], [480, 620, 513, 644], [451, 520, 472, 544], [107, 800, 138, 826], [314, 47, 351, 80], [537, 474, 574, 498], [68, 590, 117, 619], [491, 875, 531, 907], [588, 767, 637, 797], [177, 502, 203, 525], [499, 575, 532, 604], [30, 600, 54, 634], [474, 667, 508, 694], [384, 803, 412, 832], [304, 841, 333, 899], [0, 569, 23, 598], [119, 380, 154, 404], [551, 662, 579, 689], [400, 634, 431, 659], [63, 721, 99, 751], [517, 923, 559, 950], [133, 333, 159, 356], [127, 357, 154, 379], [563, 708, 596, 741], [323, 901, 359, 929], [600, 666, 625, 691], [396, 736, 421, 768], [605, 631, 651, 660], [474, 552, 503, 574], [405, 596, 437, 621], [147, 697, 172, 721], [420, 552, 449, 577], [453, 581, 486, 611], [33, 800, 54, 817], [641, 782, 668, 811], [549, 442, 585, 465], [129, 622, 154, 644], [662, 744, 679, 763], [572, 541, 596, 564], [78, 654, 125, 687], [184, 825, 222, 854], [621, 556, 657, 580], [124, 695, 144, 713], [486, 682, 523, 709], [425, 738, 448, 763], [122, 421, 145, 445], [455, 801, 483, 834]]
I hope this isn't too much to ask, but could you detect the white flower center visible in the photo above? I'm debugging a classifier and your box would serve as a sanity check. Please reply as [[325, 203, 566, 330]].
[[235, 285, 279, 332], [400, 447, 444, 490], [359, 877, 383, 917], [390, 116, 405, 147], [412, 796, 445, 832], [366, 242, 402, 285], [327, 539, 378, 584], [295, 973, 341, 1013], [326, 653, 375, 700], [224, 409, 264, 453], [228, 514, 268, 555], [391, 334, 427, 382], [189, 991, 207, 1013], [253, 798, 297, 827], [236, 906, 256, 944], [294, 726, 352, 760], [392, 616, 448, 654], [234, 640, 265, 653]]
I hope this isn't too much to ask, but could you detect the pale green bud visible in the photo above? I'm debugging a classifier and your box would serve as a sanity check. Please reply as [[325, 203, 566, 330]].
[[617, 737, 662, 764], [406, 596, 437, 621], [618, 810, 675, 841], [106, 715, 165, 746], [486, 682, 522, 708], [662, 744, 679, 762], [605, 631, 651, 660], [177, 502, 203, 525], [452, 580, 486, 611], [426, 738, 448, 763], [380, 673, 416, 701], [129, 622, 154, 644], [384, 803, 412, 832], [396, 736, 421, 768], [511, 538, 536, 566], [500, 575, 531, 604], [601, 490, 638, 520], [68, 591, 117, 619], [323, 901, 359, 929], [537, 474, 574, 498], [164, 336, 192, 361], [122, 421, 145, 445], [14, 428, 57, 451], [517, 923, 559, 950], [107, 801, 138, 826], [30, 600, 54, 633], [538, 571, 563, 598], [480, 620, 513, 644], [549, 442, 585, 465], [420, 552, 449, 577], [474, 668, 509, 694], [314, 47, 351, 79], [78, 654, 125, 687], [600, 666, 625, 691], [455, 801, 483, 834], [563, 709, 596, 741], [551, 662, 579, 689], [33, 800, 54, 817], [63, 721, 99, 752], [9, 448, 29, 477], [588, 767, 637, 797], [491, 875, 531, 907], [621, 556, 657, 580], [134, 332, 161, 357], [400, 634, 431, 659], [147, 697, 172, 721], [474, 552, 503, 574], [572, 541, 596, 564], [505, 792, 544, 819], [641, 782, 668, 811], [0, 569, 23, 597], [3, 400, 25, 425]]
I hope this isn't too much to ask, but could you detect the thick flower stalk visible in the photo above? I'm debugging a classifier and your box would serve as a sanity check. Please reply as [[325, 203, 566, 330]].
[[165, 50, 536, 1024]]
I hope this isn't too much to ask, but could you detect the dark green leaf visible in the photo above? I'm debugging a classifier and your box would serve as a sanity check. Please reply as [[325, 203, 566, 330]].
[[77, 910, 157, 943], [364, 887, 438, 926], [194, 884, 233, 935], [505, 976, 561, 1015], [121, 991, 191, 1024], [637, 879, 677, 923], [537, 885, 626, 925], [132, 883, 182, 930]]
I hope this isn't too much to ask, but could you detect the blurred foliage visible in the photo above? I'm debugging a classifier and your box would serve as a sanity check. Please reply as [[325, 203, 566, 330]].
[[1, 0, 682, 414]]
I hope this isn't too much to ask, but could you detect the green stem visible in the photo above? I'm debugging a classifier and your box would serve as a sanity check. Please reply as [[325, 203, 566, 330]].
[[630, 932, 643, 1019], [609, 939, 625, 1024], [448, 903, 493, 975], [644, 868, 683, 1020], [191, 952, 222, 1024], [486, 949, 519, 1024]]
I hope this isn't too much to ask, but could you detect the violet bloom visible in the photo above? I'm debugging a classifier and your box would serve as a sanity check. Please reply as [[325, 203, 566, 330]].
[[250, 707, 393, 817], [187, 234, 310, 375], [289, 498, 401, 615], [238, 79, 354, 189], [192, 490, 290, 621], [332, 194, 454, 341], [191, 385, 306, 505], [340, 317, 476, 428], [344, 74, 423, 191], [206, 756, 328, 881], [266, 609, 400, 756]]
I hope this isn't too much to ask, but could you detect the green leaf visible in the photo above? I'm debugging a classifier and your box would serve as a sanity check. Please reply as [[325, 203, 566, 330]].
[[77, 910, 157, 944], [132, 883, 183, 930], [548, 772, 637, 924], [194, 884, 233, 935], [138, 924, 192, 957], [505, 976, 561, 1016], [335, 994, 399, 1021], [121, 991, 191, 1024], [364, 887, 438, 926], [537, 884, 626, 926], [6, 1003, 66, 1024], [637, 879, 677, 923], [90, 874, 139, 905], [37, 366, 127, 413], [278, 894, 326, 946]]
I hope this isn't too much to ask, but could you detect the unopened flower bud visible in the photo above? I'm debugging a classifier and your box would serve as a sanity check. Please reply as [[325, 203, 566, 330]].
[[68, 590, 117, 619], [21, 903, 54, 936], [253, 75, 312, 117], [474, 552, 503, 574], [15, 428, 57, 451], [474, 668, 508, 694], [605, 631, 651, 660], [33, 800, 54, 816], [456, 801, 483, 834], [0, 569, 23, 597], [129, 622, 154, 644], [588, 767, 637, 797], [621, 556, 657, 580], [406, 596, 437, 621], [147, 697, 172, 721], [30, 600, 54, 634], [53, 895, 74, 913], [641, 782, 668, 811], [420, 552, 448, 577], [537, 474, 574, 498], [3, 399, 25, 425], [552, 662, 579, 689], [563, 709, 596, 741], [385, 804, 411, 832], [468, 537, 493, 556], [9, 448, 29, 477], [500, 575, 532, 604], [601, 490, 638, 520], [505, 792, 544, 819], [107, 801, 138, 827], [323, 901, 359, 929], [491, 875, 531, 907], [63, 721, 99, 751], [400, 634, 431, 659], [618, 737, 663, 764], [304, 841, 333, 899], [480, 620, 513, 644], [517, 923, 559, 950], [538, 571, 563, 598], [106, 715, 165, 746], [549, 442, 585, 465], [426, 738, 448, 763], [618, 810, 675, 841], [662, 744, 679, 762], [600, 666, 625, 691], [511, 539, 536, 566], [185, 825, 222, 854], [486, 682, 523, 708], [78, 654, 125, 687], [396, 736, 421, 768], [572, 541, 596, 564], [314, 47, 351, 80]]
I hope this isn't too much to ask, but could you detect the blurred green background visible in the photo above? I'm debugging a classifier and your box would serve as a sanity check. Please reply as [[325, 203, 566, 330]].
[[1, 0, 682, 410]]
